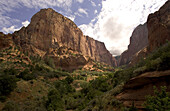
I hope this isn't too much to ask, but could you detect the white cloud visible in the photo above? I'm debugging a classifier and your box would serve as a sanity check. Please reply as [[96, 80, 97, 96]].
[[94, 10, 98, 14], [79, 0, 168, 55], [0, 0, 73, 30], [2, 20, 30, 34], [2, 26, 20, 34], [66, 16, 75, 21], [90, 0, 96, 7], [76, 0, 84, 3], [78, 8, 88, 16], [22, 20, 30, 27]]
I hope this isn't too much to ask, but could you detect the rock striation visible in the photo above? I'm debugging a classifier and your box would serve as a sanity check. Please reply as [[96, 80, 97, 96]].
[[119, 24, 148, 66], [13, 8, 116, 67]]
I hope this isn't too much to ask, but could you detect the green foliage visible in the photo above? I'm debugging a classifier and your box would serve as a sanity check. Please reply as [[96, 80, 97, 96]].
[[54, 80, 75, 95], [46, 89, 64, 111], [0, 75, 17, 96], [137, 42, 170, 72], [2, 101, 19, 111], [65, 76, 74, 84], [3, 68, 19, 76], [44, 56, 55, 69], [144, 86, 170, 111], [17, 69, 36, 81], [91, 76, 112, 92], [0, 75, 17, 102]]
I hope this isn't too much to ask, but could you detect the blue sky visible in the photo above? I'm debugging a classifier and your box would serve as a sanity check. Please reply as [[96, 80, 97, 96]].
[[0, 0, 168, 56]]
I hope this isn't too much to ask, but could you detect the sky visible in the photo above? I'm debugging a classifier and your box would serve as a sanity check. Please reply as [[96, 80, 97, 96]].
[[0, 0, 168, 56]]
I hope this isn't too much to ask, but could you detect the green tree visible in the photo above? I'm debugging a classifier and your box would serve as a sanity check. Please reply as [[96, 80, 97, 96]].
[[144, 86, 170, 111], [46, 89, 64, 111], [0, 75, 17, 96]]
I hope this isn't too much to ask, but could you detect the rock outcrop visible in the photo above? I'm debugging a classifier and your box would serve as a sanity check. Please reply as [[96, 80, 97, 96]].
[[13, 8, 116, 67], [116, 70, 170, 109], [119, 24, 148, 66], [147, 0, 170, 52]]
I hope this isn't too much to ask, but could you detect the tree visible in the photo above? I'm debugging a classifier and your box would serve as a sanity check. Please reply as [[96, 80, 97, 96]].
[[144, 86, 170, 111], [46, 89, 64, 111], [0, 75, 17, 96]]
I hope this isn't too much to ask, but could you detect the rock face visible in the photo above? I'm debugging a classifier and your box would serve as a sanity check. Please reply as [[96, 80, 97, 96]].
[[0, 32, 14, 50], [116, 1, 170, 108], [129, 1, 170, 66], [116, 70, 170, 109], [119, 24, 148, 66], [147, 0, 170, 52], [13, 8, 116, 67]]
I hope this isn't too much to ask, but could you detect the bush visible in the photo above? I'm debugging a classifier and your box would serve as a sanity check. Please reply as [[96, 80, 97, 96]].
[[144, 86, 170, 111], [54, 80, 75, 95], [65, 76, 74, 84], [157, 52, 170, 71], [46, 89, 64, 111], [0, 75, 17, 96], [44, 56, 55, 68], [17, 69, 36, 81], [2, 101, 19, 111]]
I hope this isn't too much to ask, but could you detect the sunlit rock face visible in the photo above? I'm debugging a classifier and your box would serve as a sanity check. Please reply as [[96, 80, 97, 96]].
[[13, 8, 117, 67]]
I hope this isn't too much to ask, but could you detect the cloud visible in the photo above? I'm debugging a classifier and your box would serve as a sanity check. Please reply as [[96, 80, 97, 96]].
[[109, 48, 123, 56], [94, 10, 98, 14], [76, 0, 84, 3], [66, 16, 75, 21], [22, 20, 30, 27], [79, 0, 168, 55], [90, 0, 96, 7], [2, 26, 20, 34], [2, 20, 30, 34], [0, 0, 73, 30], [78, 8, 88, 16]]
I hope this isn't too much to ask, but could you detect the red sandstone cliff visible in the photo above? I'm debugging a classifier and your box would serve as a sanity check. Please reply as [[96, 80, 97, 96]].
[[13, 8, 116, 67]]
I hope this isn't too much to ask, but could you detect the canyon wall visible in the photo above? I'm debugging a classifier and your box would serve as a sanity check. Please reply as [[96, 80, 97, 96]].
[[13, 8, 116, 66]]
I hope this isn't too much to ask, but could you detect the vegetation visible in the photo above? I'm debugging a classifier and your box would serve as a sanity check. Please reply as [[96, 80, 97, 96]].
[[0, 42, 170, 110], [0, 75, 18, 102], [144, 86, 170, 111]]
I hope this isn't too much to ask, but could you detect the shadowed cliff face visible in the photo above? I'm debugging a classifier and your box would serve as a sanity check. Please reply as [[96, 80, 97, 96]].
[[147, 1, 170, 52], [119, 23, 148, 66], [13, 8, 116, 67], [116, 1, 170, 109], [119, 1, 170, 66], [129, 1, 170, 66]]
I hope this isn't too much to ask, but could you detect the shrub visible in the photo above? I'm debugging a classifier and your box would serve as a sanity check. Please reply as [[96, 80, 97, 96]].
[[44, 56, 55, 68], [17, 69, 36, 81], [46, 89, 64, 111], [2, 101, 19, 111], [65, 76, 74, 84], [157, 52, 170, 71], [144, 86, 170, 111], [0, 75, 17, 96]]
